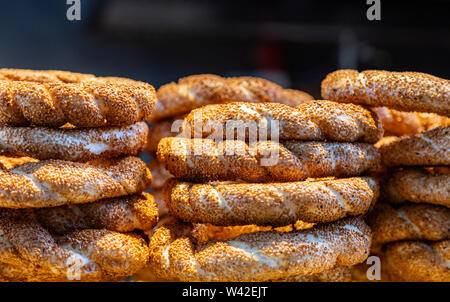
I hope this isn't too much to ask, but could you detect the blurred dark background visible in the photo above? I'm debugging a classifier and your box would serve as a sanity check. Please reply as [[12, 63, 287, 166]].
[[0, 0, 448, 97]]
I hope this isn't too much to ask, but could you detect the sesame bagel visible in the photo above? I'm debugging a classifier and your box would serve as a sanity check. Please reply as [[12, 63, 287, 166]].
[[0, 156, 151, 208], [157, 137, 380, 182], [321, 70, 450, 116], [164, 177, 379, 226], [0, 122, 148, 162]]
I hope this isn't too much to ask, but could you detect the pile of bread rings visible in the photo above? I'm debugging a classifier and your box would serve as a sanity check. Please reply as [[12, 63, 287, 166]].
[[0, 68, 448, 282], [0, 68, 159, 281]]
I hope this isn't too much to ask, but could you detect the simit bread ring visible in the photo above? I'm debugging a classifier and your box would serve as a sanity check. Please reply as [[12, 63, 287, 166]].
[[0, 156, 151, 208], [382, 240, 450, 282], [0, 209, 149, 281], [273, 266, 352, 282], [182, 101, 382, 143], [149, 74, 313, 122], [321, 70, 450, 116], [146, 115, 185, 153], [372, 107, 450, 137], [368, 203, 450, 246], [164, 177, 379, 226], [383, 168, 449, 207], [0, 68, 156, 127], [147, 217, 371, 281], [377, 127, 450, 166], [33, 193, 158, 234], [0, 155, 37, 169], [157, 137, 380, 182], [0, 122, 148, 162], [148, 158, 173, 189]]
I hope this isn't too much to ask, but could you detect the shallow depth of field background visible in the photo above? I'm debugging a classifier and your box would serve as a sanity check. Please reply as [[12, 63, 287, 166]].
[[0, 0, 448, 98]]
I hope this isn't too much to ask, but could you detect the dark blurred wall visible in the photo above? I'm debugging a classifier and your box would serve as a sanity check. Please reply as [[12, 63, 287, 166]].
[[0, 0, 448, 97]]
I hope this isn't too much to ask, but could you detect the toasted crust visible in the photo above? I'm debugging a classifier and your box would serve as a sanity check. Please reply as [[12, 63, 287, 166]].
[[0, 156, 151, 208], [0, 209, 149, 281], [273, 266, 352, 282], [182, 101, 382, 143], [383, 240, 450, 282], [372, 107, 450, 136], [321, 70, 450, 116], [0, 155, 37, 169], [164, 177, 378, 226], [368, 203, 450, 245], [33, 193, 158, 234], [157, 137, 380, 182], [377, 127, 450, 166], [383, 168, 450, 207], [149, 74, 313, 122], [146, 118, 181, 153], [148, 157, 172, 189], [0, 122, 148, 162], [147, 217, 371, 281], [0, 68, 156, 127]]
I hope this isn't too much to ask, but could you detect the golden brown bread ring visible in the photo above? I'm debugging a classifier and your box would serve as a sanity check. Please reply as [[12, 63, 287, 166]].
[[0, 122, 148, 162], [146, 115, 186, 153], [157, 137, 380, 182], [368, 203, 450, 246], [0, 68, 156, 127], [383, 168, 449, 207], [0, 156, 151, 208], [164, 177, 379, 226], [372, 107, 450, 137], [321, 70, 450, 116], [377, 127, 450, 166], [273, 266, 352, 282], [148, 157, 172, 190], [0, 155, 37, 169], [33, 193, 159, 234], [149, 74, 313, 122], [0, 68, 96, 83], [0, 209, 149, 281], [147, 217, 371, 281], [182, 101, 382, 143], [383, 240, 450, 282]]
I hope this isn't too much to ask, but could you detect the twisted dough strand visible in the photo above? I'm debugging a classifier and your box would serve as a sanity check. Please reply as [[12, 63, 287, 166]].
[[0, 122, 148, 162], [149, 74, 313, 122], [0, 156, 152, 208], [182, 101, 382, 143], [368, 203, 450, 245], [164, 177, 379, 226], [148, 217, 371, 281], [0, 209, 149, 281], [0, 69, 156, 127], [321, 70, 450, 116], [157, 137, 380, 182]]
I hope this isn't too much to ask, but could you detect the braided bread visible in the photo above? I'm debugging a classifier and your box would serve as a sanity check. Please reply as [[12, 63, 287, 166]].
[[321, 70, 450, 116], [0, 122, 148, 162], [33, 193, 158, 234], [0, 209, 149, 281], [0, 69, 156, 127], [368, 203, 450, 245], [164, 177, 378, 226], [149, 74, 313, 122], [147, 217, 371, 281], [157, 137, 380, 182], [0, 156, 151, 208], [372, 107, 450, 137], [383, 168, 449, 207], [182, 101, 382, 143], [377, 127, 450, 166], [273, 266, 352, 282], [0, 155, 37, 169], [383, 240, 450, 282]]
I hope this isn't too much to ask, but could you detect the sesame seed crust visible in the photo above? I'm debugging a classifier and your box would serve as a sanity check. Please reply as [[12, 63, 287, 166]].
[[164, 177, 379, 226], [0, 156, 152, 208], [0, 209, 149, 281], [146, 117, 180, 153], [321, 70, 450, 116], [157, 137, 380, 182], [377, 126, 450, 166], [368, 203, 450, 246], [383, 240, 450, 282], [33, 192, 158, 234], [148, 158, 172, 190], [147, 217, 371, 282], [149, 74, 313, 122], [382, 168, 449, 207], [0, 68, 156, 127], [0, 122, 148, 162], [273, 266, 352, 282], [182, 101, 383, 143]]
